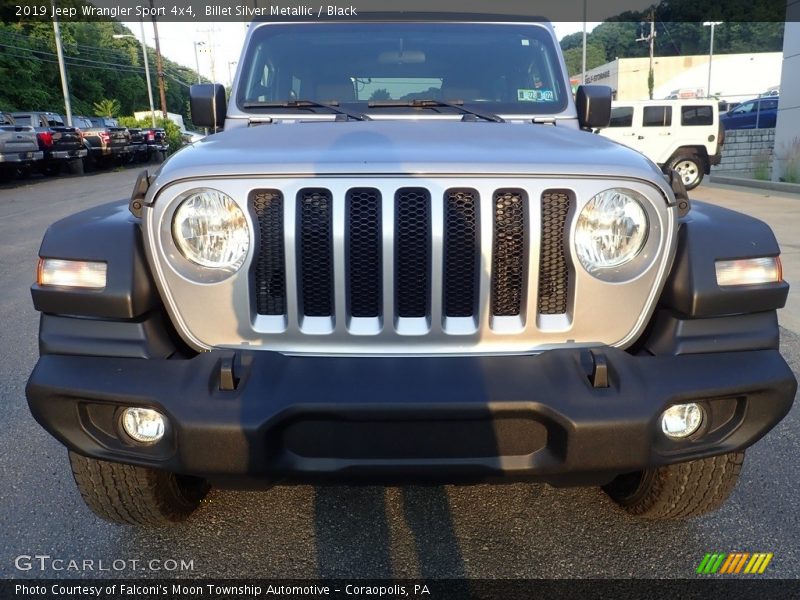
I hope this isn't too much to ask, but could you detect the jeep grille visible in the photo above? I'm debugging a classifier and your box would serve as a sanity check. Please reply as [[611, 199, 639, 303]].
[[148, 176, 673, 355]]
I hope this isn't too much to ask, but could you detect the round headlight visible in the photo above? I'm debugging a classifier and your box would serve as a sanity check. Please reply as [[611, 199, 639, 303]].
[[575, 188, 648, 273], [172, 189, 249, 271]]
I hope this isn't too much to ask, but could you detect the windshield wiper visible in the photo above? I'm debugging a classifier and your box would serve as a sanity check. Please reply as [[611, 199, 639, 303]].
[[367, 99, 505, 123], [242, 99, 370, 121]]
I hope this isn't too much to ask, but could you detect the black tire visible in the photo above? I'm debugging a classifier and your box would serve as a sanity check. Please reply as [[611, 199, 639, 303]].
[[18, 165, 32, 180], [153, 150, 166, 163], [602, 451, 744, 519], [668, 153, 705, 190], [43, 161, 61, 176], [69, 451, 209, 526], [67, 158, 84, 175]]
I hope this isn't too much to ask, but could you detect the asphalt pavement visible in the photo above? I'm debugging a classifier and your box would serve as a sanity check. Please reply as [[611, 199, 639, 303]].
[[0, 170, 798, 580]]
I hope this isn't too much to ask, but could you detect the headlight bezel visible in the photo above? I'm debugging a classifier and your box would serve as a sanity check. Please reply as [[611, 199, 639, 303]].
[[572, 187, 662, 283], [159, 187, 253, 284]]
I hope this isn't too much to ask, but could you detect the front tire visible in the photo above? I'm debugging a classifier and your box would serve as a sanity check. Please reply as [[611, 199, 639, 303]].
[[69, 451, 209, 526], [602, 451, 744, 519], [669, 153, 705, 190]]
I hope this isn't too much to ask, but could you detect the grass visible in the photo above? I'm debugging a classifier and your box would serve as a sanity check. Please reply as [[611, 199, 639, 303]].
[[752, 151, 771, 181]]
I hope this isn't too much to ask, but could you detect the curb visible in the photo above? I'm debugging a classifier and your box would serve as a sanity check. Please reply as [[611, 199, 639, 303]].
[[709, 175, 800, 195]]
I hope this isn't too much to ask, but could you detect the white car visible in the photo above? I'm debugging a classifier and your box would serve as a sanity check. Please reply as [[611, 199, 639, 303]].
[[599, 100, 723, 190]]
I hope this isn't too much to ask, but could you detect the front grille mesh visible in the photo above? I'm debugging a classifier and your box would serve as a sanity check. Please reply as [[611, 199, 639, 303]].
[[538, 191, 571, 315], [348, 188, 382, 318], [251, 185, 574, 327], [395, 188, 430, 318], [252, 190, 285, 315], [444, 189, 478, 317], [298, 189, 333, 317], [491, 190, 526, 316]]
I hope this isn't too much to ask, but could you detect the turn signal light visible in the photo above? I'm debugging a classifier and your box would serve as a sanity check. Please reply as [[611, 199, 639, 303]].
[[715, 257, 782, 287], [37, 258, 107, 289]]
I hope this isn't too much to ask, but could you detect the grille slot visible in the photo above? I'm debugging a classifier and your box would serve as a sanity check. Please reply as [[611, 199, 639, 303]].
[[252, 190, 286, 315], [298, 189, 334, 317], [347, 188, 382, 318], [395, 188, 430, 318], [444, 189, 479, 317], [538, 190, 571, 315], [491, 190, 526, 317]]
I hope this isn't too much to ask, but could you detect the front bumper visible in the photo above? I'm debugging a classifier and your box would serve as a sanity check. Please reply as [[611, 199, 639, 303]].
[[26, 348, 795, 486]]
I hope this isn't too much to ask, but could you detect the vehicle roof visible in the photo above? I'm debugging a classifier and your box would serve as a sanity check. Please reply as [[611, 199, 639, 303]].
[[253, 12, 552, 23]]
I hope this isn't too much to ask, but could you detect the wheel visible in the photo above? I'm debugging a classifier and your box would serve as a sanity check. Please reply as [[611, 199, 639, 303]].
[[602, 451, 744, 519], [67, 158, 84, 175], [153, 150, 166, 163], [668, 153, 705, 190], [43, 161, 61, 176], [17, 165, 32, 179], [68, 451, 209, 526]]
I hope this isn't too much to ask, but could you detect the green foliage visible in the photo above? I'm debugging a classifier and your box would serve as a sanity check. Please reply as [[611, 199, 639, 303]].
[[93, 98, 120, 117], [777, 138, 800, 184], [118, 115, 183, 154], [0, 19, 195, 122], [563, 43, 607, 77], [752, 151, 771, 181], [560, 19, 784, 68], [369, 88, 391, 101]]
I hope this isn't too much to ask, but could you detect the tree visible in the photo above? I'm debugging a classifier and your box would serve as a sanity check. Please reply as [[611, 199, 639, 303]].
[[93, 98, 121, 117], [563, 43, 607, 77], [369, 88, 391, 101]]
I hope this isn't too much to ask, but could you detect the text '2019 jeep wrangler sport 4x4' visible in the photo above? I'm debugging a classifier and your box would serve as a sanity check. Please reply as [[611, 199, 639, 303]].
[[27, 15, 796, 526]]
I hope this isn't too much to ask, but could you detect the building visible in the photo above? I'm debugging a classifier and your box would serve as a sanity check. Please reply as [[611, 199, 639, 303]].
[[772, 3, 800, 183], [575, 52, 782, 102]]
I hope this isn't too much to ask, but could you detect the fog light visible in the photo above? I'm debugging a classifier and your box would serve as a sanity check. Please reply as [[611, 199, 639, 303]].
[[661, 403, 704, 439], [121, 407, 165, 444]]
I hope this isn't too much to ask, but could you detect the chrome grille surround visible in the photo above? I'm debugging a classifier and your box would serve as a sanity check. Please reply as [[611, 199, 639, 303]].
[[144, 176, 675, 356]]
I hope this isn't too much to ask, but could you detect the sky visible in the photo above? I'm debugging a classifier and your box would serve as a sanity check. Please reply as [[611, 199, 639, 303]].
[[122, 21, 602, 87]]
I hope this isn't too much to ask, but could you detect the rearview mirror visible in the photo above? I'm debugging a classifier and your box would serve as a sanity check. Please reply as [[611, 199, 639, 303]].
[[576, 85, 612, 130], [190, 83, 226, 130]]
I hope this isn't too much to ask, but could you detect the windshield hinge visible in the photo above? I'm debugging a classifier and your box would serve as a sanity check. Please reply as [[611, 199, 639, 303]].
[[531, 117, 557, 125]]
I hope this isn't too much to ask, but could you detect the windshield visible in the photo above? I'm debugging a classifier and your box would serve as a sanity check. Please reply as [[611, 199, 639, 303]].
[[238, 22, 568, 115]]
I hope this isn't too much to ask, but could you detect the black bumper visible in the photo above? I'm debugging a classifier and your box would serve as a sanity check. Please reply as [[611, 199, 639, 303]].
[[26, 348, 796, 486]]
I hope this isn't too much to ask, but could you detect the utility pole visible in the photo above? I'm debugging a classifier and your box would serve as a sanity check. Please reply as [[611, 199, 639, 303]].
[[636, 10, 656, 99], [193, 40, 204, 84], [139, 19, 157, 128], [581, 0, 587, 83], [703, 22, 723, 99], [149, 0, 168, 118], [51, 0, 72, 126]]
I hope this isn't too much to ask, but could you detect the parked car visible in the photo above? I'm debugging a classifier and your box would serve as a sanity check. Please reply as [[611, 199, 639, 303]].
[[126, 128, 150, 163], [181, 130, 205, 145], [720, 97, 779, 130], [143, 127, 169, 161], [599, 100, 723, 189], [72, 115, 131, 169], [11, 111, 86, 175], [0, 111, 43, 180]]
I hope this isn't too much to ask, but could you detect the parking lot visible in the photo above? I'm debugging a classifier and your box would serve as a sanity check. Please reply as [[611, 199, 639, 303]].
[[1, 170, 798, 579]]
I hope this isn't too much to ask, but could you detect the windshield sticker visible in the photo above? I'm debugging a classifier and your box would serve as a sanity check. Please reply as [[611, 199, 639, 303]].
[[518, 89, 554, 102]]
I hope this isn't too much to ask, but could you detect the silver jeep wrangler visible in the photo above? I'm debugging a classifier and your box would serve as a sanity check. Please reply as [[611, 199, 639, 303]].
[[27, 15, 795, 526]]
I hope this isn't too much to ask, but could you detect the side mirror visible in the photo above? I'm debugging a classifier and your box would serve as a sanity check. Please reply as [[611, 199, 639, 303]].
[[190, 83, 226, 130], [576, 85, 612, 130]]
